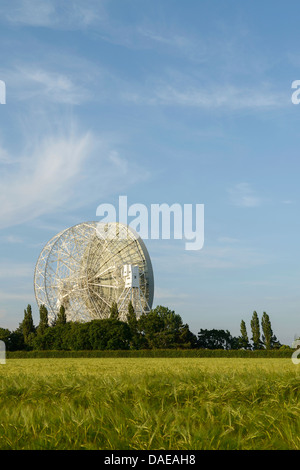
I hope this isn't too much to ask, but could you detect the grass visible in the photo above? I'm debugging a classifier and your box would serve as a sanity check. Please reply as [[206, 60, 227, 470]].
[[0, 357, 299, 450]]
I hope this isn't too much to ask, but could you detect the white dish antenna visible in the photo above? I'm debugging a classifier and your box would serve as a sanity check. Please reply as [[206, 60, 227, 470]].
[[34, 222, 154, 323]]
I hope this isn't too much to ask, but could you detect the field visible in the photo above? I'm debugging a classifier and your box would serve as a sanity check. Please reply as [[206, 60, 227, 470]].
[[0, 357, 299, 450]]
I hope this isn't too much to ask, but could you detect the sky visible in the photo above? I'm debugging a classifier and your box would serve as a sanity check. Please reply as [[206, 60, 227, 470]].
[[0, 0, 300, 346]]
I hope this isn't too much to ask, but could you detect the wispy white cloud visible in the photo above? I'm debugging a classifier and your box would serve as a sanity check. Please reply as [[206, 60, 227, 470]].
[[217, 236, 240, 244], [0, 0, 103, 30], [0, 2, 288, 114], [0, 262, 33, 278], [0, 126, 92, 229], [108, 150, 129, 174], [137, 26, 208, 62], [149, 237, 268, 274], [0, 146, 11, 163], [6, 59, 286, 111], [138, 28, 189, 47], [228, 182, 262, 207], [3, 0, 55, 27], [0, 115, 148, 230], [156, 84, 286, 109], [0, 235, 23, 244], [4, 57, 102, 105], [193, 245, 267, 269], [16, 68, 88, 105], [122, 80, 288, 111], [0, 290, 33, 302], [154, 287, 188, 301]]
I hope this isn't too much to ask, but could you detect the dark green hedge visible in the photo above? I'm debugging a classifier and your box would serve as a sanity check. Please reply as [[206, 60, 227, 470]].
[[6, 348, 295, 359]]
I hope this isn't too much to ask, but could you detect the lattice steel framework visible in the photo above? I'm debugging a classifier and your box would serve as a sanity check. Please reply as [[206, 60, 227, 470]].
[[34, 222, 154, 323]]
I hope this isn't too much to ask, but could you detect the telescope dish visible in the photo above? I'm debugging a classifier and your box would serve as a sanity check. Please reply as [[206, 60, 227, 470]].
[[34, 222, 154, 323]]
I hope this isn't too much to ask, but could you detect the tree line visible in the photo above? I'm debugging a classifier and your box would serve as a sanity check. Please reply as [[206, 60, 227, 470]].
[[0, 303, 282, 351]]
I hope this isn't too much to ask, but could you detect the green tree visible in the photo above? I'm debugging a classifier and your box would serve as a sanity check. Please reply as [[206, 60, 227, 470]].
[[261, 312, 281, 349], [0, 328, 11, 345], [271, 335, 281, 349], [37, 304, 49, 336], [127, 301, 137, 327], [261, 312, 273, 349], [7, 330, 25, 351], [33, 323, 72, 350], [139, 305, 195, 349], [139, 309, 164, 348], [197, 329, 234, 349], [126, 301, 140, 349], [56, 305, 67, 326], [177, 323, 198, 349], [110, 302, 119, 320], [239, 319, 251, 349], [250, 311, 262, 350], [89, 319, 131, 350], [22, 304, 35, 347], [68, 322, 92, 350]]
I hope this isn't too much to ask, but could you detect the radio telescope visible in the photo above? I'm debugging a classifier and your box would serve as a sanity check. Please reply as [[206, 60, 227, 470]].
[[34, 222, 154, 323]]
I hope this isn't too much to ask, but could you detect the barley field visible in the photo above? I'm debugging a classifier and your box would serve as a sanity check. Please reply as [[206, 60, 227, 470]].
[[0, 357, 299, 450]]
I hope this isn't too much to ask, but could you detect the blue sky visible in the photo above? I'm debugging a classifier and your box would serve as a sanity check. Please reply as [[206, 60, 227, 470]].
[[0, 0, 300, 345]]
